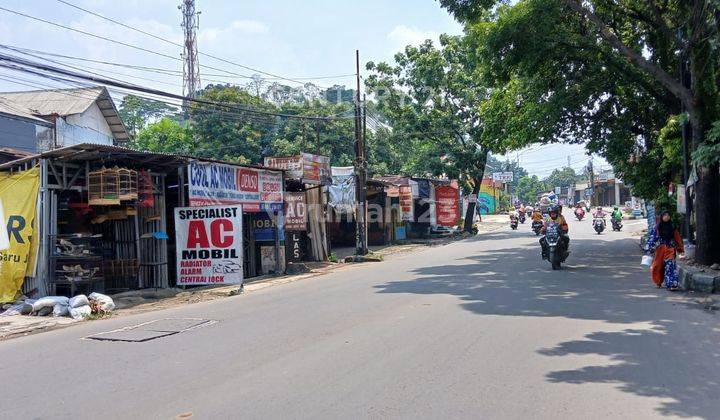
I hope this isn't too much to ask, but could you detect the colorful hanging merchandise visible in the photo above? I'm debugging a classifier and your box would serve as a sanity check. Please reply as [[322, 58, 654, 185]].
[[138, 170, 155, 208]]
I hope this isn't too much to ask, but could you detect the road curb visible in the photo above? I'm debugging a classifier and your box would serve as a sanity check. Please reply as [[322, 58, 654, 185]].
[[679, 264, 720, 293]]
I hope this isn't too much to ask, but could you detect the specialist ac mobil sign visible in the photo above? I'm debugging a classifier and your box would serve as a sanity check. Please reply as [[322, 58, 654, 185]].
[[188, 161, 283, 212], [174, 205, 243, 285]]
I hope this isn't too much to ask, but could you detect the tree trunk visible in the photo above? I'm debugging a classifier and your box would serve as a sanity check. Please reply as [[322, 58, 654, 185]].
[[463, 176, 482, 232], [689, 31, 720, 265], [693, 163, 720, 264]]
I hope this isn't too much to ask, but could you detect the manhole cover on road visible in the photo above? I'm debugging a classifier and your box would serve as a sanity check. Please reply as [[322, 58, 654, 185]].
[[86, 318, 214, 342]]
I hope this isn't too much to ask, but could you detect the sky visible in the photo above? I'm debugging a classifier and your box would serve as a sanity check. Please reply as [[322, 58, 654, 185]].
[[0, 0, 607, 176]]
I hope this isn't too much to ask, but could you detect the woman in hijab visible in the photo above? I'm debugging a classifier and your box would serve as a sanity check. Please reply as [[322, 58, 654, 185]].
[[647, 210, 684, 290]]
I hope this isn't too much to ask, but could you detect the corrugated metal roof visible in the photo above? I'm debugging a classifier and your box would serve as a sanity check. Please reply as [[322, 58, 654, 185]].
[[0, 143, 285, 173], [0, 86, 130, 142], [0, 86, 103, 116], [0, 99, 51, 124]]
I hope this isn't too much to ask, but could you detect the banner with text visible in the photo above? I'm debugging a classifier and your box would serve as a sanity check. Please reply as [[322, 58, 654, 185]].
[[263, 156, 303, 179], [175, 205, 244, 285], [284, 192, 307, 231], [399, 185, 414, 222], [188, 161, 283, 212], [435, 186, 459, 227]]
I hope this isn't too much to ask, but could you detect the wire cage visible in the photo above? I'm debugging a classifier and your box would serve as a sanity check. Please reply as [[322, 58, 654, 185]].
[[118, 168, 138, 201], [88, 167, 120, 206]]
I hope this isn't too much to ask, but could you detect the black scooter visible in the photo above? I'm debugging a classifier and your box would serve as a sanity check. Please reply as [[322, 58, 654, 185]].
[[611, 218, 623, 231]]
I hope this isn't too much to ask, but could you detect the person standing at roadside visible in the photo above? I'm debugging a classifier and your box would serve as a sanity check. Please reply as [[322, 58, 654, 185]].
[[647, 210, 684, 290]]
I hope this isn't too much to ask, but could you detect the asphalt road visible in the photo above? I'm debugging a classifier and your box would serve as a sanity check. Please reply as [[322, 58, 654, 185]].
[[2, 215, 719, 419]]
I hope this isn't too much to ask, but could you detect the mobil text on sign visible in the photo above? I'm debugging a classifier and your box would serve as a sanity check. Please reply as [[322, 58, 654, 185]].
[[175, 205, 244, 285], [188, 161, 283, 212]]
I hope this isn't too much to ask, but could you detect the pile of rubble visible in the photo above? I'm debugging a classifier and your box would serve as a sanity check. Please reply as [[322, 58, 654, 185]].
[[1, 292, 115, 320]]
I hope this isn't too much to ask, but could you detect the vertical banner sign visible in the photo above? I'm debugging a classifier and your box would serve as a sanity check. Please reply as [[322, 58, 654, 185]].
[[435, 186, 459, 227], [175, 205, 243, 285], [284, 192, 307, 231], [301, 153, 332, 185], [677, 184, 686, 214], [187, 161, 283, 212], [0, 168, 40, 302], [399, 185, 414, 221], [286, 231, 304, 263]]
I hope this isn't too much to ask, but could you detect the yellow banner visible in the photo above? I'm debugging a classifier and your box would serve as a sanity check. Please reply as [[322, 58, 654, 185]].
[[0, 168, 40, 302]]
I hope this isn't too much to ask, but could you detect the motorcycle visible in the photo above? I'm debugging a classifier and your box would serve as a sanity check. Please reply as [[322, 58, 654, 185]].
[[574, 208, 585, 221], [532, 220, 543, 236], [611, 218, 623, 231], [510, 216, 518, 230], [542, 222, 568, 270], [518, 212, 526, 224], [593, 217, 606, 234]]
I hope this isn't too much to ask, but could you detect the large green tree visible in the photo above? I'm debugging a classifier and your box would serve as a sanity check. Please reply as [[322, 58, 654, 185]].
[[118, 95, 176, 138], [544, 167, 580, 190], [439, 0, 720, 263], [516, 175, 545, 204], [366, 35, 518, 231]]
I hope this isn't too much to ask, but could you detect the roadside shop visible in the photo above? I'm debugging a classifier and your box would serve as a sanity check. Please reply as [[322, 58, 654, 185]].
[[0, 143, 285, 301]]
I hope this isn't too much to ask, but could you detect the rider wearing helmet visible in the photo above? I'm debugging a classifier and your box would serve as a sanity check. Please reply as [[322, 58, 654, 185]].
[[542, 205, 568, 234], [611, 206, 623, 221], [540, 205, 569, 259], [593, 206, 607, 219]]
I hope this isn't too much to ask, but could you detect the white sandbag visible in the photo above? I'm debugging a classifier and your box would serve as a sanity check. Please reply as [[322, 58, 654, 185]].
[[88, 292, 115, 312], [69, 305, 91, 320], [32, 296, 70, 312], [52, 303, 69, 317], [68, 294, 89, 309]]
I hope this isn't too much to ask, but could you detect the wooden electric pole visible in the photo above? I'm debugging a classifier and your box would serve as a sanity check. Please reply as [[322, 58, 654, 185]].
[[354, 50, 368, 255]]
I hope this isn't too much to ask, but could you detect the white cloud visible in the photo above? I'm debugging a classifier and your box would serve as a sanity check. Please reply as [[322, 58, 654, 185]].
[[200, 19, 269, 42], [386, 25, 440, 48], [231, 20, 269, 34]]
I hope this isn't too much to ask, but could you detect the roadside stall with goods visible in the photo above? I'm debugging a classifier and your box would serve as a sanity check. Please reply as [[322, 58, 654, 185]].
[[0, 143, 288, 304], [0, 144, 185, 300], [263, 153, 331, 263]]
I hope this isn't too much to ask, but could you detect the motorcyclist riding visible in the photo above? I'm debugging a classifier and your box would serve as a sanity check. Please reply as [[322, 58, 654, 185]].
[[611, 206, 622, 221], [540, 205, 569, 260], [531, 208, 544, 222], [593, 206, 606, 219], [574, 203, 586, 220]]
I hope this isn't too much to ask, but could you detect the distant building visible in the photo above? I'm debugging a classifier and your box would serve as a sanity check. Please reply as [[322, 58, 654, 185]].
[[0, 86, 130, 153], [573, 170, 631, 206]]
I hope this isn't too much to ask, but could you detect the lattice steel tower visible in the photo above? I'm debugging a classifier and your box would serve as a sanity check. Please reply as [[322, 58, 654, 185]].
[[180, 0, 201, 99]]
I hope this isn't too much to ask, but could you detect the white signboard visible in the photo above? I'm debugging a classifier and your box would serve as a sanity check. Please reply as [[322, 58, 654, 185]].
[[188, 161, 283, 212], [175, 205, 244, 285], [677, 184, 686, 214], [492, 172, 514, 183]]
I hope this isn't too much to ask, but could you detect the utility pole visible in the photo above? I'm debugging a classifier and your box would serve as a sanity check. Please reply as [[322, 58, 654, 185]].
[[354, 50, 368, 255], [315, 121, 321, 155], [588, 158, 595, 207], [180, 0, 201, 105], [679, 52, 693, 241]]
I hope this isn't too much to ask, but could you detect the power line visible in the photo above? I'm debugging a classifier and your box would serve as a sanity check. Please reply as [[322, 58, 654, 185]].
[[0, 6, 297, 86], [54, 0, 355, 85], [0, 52, 352, 122]]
